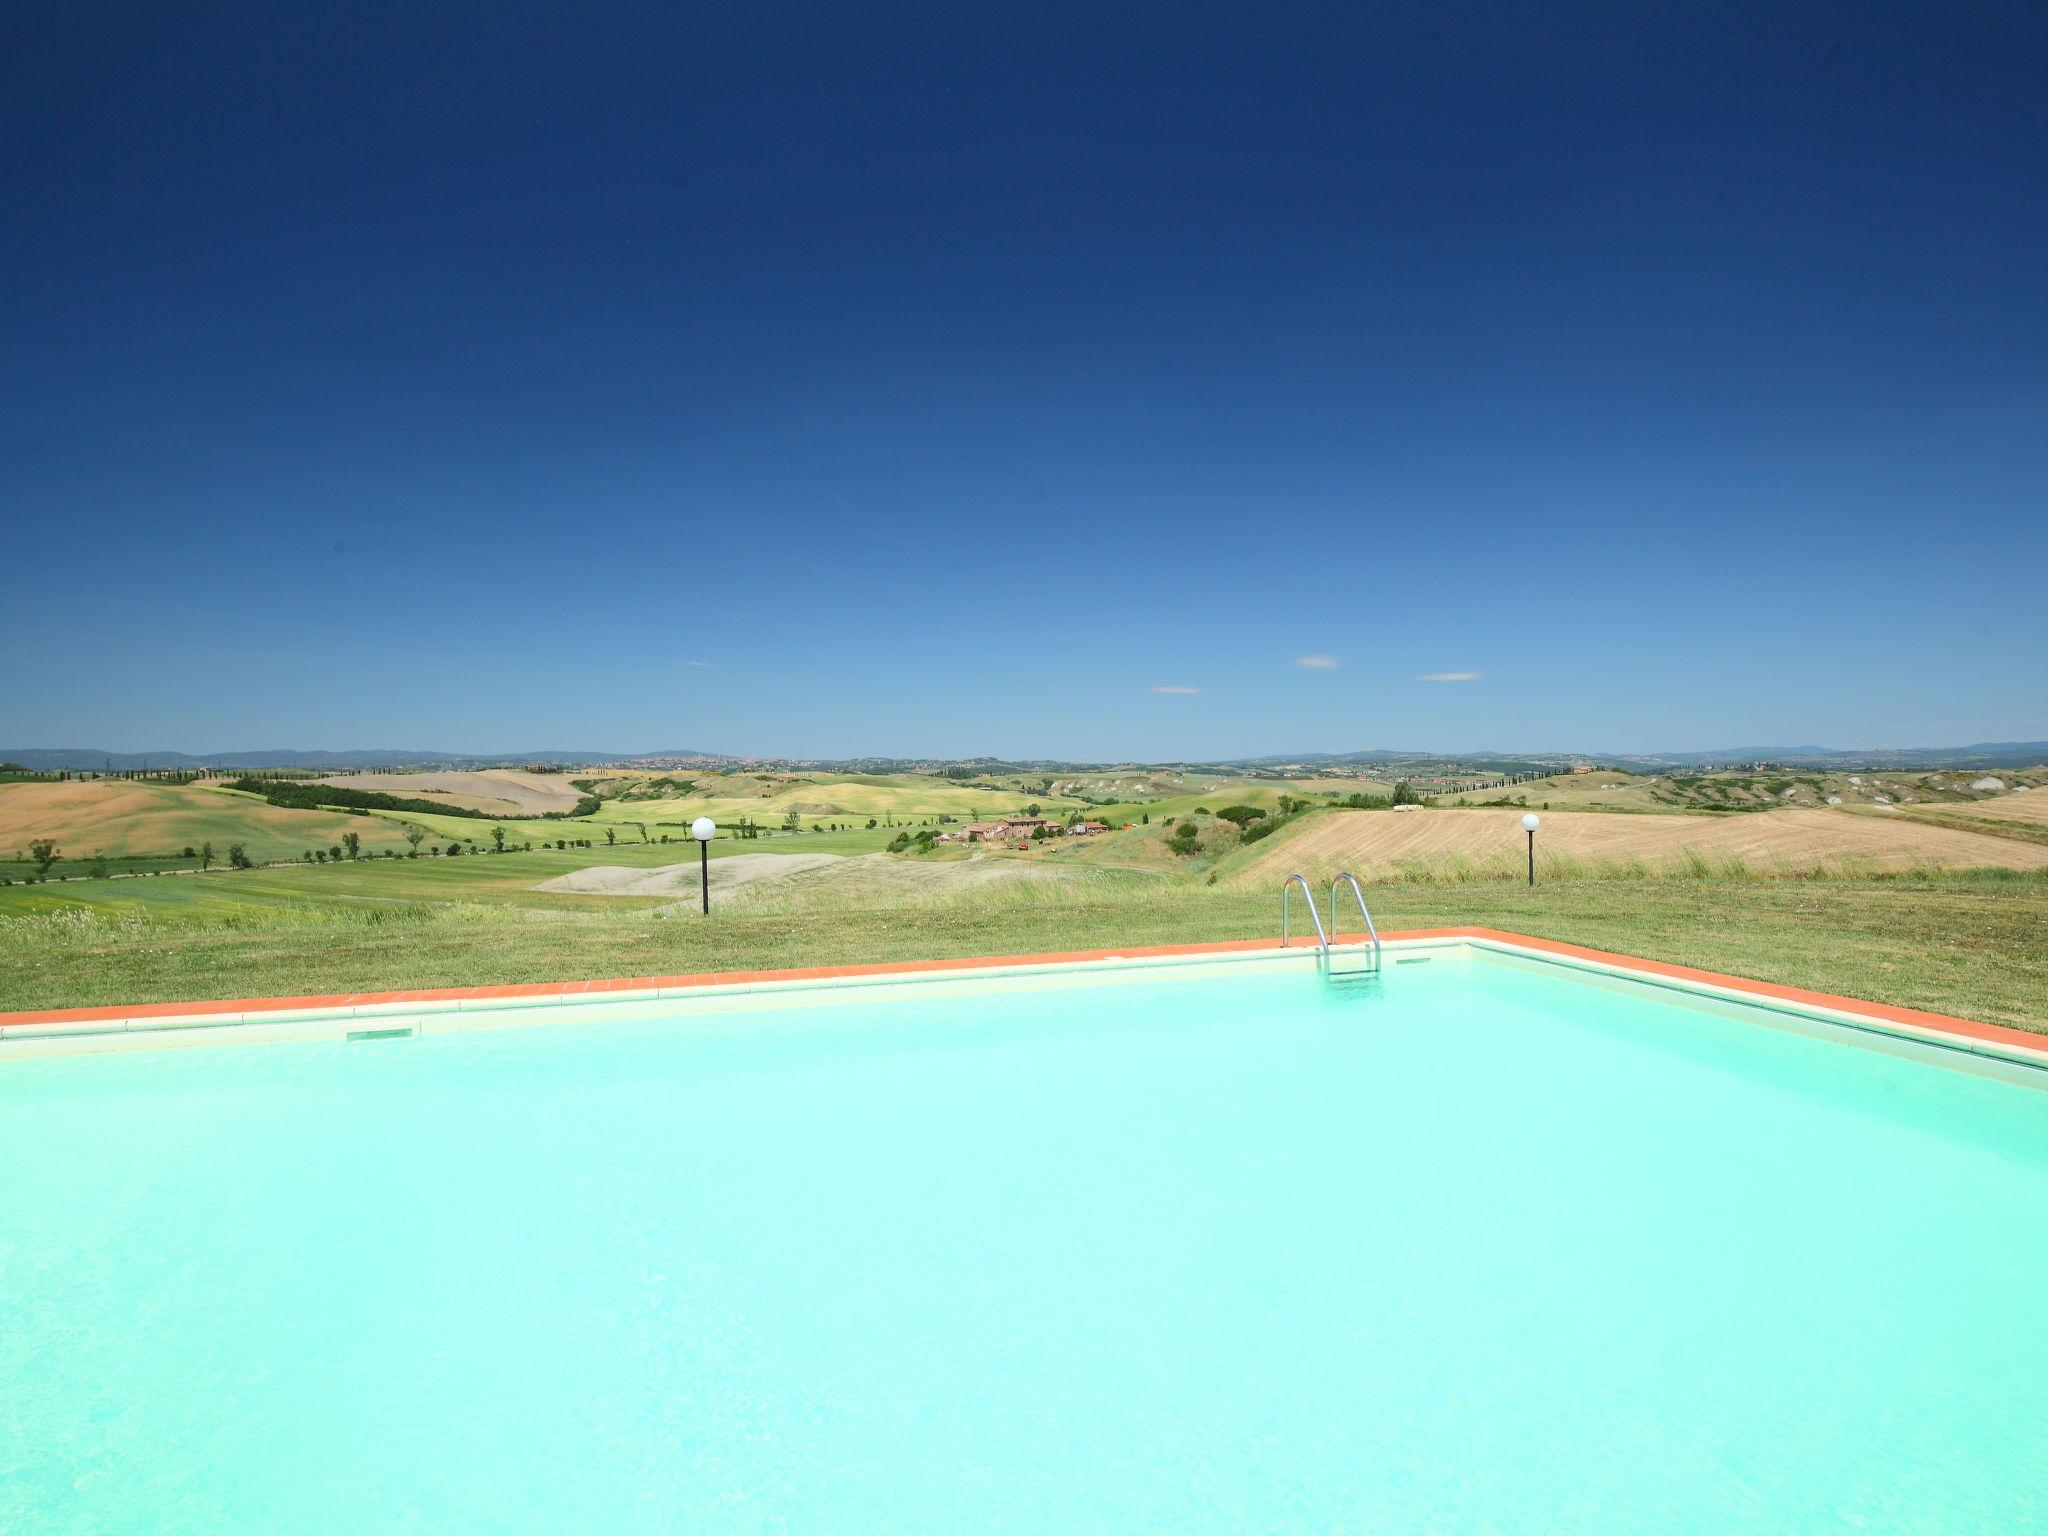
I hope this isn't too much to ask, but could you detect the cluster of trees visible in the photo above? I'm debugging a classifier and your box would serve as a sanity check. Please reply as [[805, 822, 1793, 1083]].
[[1154, 793, 1326, 855], [1329, 781, 1428, 810]]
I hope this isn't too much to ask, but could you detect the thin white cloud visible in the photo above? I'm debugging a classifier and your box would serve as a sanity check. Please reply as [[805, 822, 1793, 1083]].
[[1150, 685, 1199, 695], [1295, 654, 1340, 670], [682, 660, 718, 669], [1419, 671, 1481, 682]]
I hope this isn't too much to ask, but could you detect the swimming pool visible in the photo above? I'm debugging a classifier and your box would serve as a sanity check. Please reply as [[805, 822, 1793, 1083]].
[[5, 943, 2047, 1533]]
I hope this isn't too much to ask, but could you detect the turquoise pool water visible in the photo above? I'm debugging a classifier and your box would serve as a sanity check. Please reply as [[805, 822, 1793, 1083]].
[[5, 956, 2047, 1533]]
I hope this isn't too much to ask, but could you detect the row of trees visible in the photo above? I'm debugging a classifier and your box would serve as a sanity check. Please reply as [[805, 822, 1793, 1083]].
[[9, 768, 214, 783], [8, 838, 254, 882]]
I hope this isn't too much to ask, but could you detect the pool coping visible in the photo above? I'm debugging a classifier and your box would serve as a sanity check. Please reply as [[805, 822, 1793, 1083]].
[[3, 927, 2045, 1071]]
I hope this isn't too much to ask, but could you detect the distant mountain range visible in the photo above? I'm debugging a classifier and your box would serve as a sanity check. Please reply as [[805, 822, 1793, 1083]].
[[0, 747, 731, 771], [1610, 742, 2048, 770], [1248, 743, 2048, 771], [4, 741, 2044, 774]]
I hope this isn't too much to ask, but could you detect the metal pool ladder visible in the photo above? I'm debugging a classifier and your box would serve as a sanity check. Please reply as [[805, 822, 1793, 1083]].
[[1281, 871, 1383, 984]]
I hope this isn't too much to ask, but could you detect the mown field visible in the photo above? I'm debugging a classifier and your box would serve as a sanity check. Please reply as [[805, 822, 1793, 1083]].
[[1237, 806, 2048, 882], [6, 770, 2047, 1031]]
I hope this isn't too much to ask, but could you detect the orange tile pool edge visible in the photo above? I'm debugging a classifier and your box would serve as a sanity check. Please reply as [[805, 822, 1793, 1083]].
[[2, 926, 2039, 1060]]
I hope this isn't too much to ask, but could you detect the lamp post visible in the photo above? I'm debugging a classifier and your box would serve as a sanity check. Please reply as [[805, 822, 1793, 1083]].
[[692, 816, 716, 914], [1521, 812, 1540, 886]]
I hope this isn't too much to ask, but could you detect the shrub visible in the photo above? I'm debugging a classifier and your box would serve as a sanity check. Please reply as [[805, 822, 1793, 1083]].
[[1214, 804, 1263, 827], [228, 843, 253, 869], [1167, 822, 1201, 856]]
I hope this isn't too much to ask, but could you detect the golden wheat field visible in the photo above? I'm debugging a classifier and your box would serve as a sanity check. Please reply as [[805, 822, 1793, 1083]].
[[1241, 806, 2048, 881]]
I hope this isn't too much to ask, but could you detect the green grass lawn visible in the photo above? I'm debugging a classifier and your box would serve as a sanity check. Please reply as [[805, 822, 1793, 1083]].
[[4, 869, 2044, 1034]]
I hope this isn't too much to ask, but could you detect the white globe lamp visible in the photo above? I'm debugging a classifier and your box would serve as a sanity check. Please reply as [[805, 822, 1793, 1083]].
[[691, 817, 716, 914], [1520, 812, 1540, 885]]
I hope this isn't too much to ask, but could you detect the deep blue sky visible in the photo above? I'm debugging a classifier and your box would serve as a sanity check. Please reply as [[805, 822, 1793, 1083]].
[[5, 3, 2044, 759]]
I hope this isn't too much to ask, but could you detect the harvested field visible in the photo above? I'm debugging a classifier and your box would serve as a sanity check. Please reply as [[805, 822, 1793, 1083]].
[[0, 780, 405, 863], [1908, 789, 2048, 825], [1240, 806, 2048, 883], [315, 770, 587, 815]]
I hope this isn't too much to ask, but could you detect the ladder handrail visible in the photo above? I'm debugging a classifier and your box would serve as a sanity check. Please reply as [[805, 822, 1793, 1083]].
[[1330, 872, 1382, 971], [1280, 873, 1329, 954]]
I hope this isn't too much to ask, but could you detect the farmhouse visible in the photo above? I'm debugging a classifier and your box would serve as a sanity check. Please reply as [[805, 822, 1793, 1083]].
[[1068, 821, 1109, 836], [959, 816, 1057, 843]]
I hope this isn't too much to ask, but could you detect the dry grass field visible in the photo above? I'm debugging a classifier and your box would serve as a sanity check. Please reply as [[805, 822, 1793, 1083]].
[[1240, 805, 2048, 883], [536, 851, 844, 897], [723, 850, 1112, 911], [526, 848, 1105, 907], [1909, 789, 2048, 825], [314, 770, 587, 815]]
